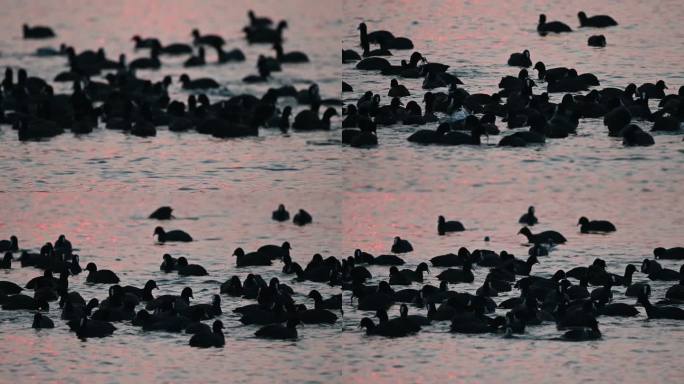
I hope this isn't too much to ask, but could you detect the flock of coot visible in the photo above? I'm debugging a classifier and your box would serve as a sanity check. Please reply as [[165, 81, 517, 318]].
[[1, 203, 683, 347], [340, 11, 682, 148], [1, 8, 683, 350], [1, 11, 340, 141]]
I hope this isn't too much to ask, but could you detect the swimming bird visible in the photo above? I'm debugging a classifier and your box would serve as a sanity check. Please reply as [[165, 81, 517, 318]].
[[273, 43, 309, 63], [293, 209, 313, 226], [2, 294, 48, 310], [518, 227, 567, 244], [295, 304, 338, 324], [160, 254, 178, 272], [665, 266, 684, 301], [146, 287, 193, 311], [153, 226, 193, 242], [192, 29, 225, 49], [638, 291, 684, 320], [638, 80, 668, 99], [342, 49, 361, 63], [578, 217, 616, 233], [216, 47, 245, 63], [437, 261, 475, 284], [128, 48, 161, 70], [438, 216, 465, 235], [23, 24, 55, 39], [388, 79, 410, 97], [0, 252, 11, 269], [508, 50, 532, 67], [159, 42, 193, 55], [257, 242, 291, 260], [189, 320, 225, 348], [537, 14, 572, 34], [75, 316, 116, 338], [272, 204, 290, 221], [255, 318, 299, 339], [247, 10, 273, 28], [561, 319, 601, 341], [588, 35, 606, 47], [184, 47, 207, 67], [244, 20, 287, 44], [177, 257, 208, 276], [122, 280, 158, 302], [0, 281, 23, 294], [359, 317, 412, 337], [149, 206, 174, 220], [356, 57, 391, 71], [621, 124, 654, 146], [233, 248, 272, 267], [0, 236, 18, 252], [407, 123, 449, 144], [578, 12, 618, 28], [519, 206, 538, 226], [179, 74, 219, 90], [654, 247, 684, 260], [85, 263, 120, 284], [32, 312, 55, 329], [308, 290, 343, 313], [391, 237, 413, 253], [132, 35, 161, 49]]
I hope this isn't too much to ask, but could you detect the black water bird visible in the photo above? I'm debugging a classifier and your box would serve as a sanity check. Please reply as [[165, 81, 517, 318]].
[[85, 263, 120, 284], [578, 217, 616, 233], [189, 320, 225, 348], [153, 226, 193, 242], [149, 206, 174, 220], [578, 12, 618, 28], [537, 14, 572, 34], [438, 216, 465, 235]]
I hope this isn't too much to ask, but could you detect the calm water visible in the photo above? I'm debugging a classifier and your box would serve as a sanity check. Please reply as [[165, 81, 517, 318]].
[[1, 0, 684, 383]]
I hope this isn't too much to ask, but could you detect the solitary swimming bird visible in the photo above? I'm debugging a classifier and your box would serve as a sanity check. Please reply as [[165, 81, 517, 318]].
[[518, 227, 567, 244], [293, 209, 313, 226], [272, 204, 290, 221], [588, 35, 607, 47], [578, 12, 618, 28], [537, 14, 572, 34], [438, 216, 465, 235], [519, 206, 538, 226], [149, 206, 174, 220], [23, 24, 56, 39], [577, 217, 616, 233], [153, 226, 193, 242]]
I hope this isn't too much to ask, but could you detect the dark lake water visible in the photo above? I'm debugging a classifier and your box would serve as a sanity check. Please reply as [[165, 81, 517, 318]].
[[1, 0, 683, 383]]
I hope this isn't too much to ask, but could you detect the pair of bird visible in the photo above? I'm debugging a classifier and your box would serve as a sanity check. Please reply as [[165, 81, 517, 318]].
[[537, 12, 618, 35], [272, 205, 313, 226]]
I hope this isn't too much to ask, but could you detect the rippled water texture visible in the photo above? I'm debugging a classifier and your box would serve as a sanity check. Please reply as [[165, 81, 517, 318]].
[[2, 0, 684, 383]]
